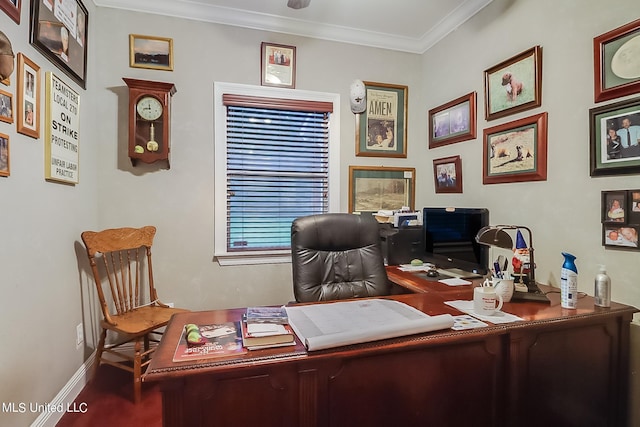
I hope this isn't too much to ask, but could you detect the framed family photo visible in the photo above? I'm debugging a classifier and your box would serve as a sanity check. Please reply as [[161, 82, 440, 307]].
[[0, 0, 21, 24], [484, 46, 542, 121], [356, 81, 407, 158], [129, 34, 173, 71], [29, 0, 88, 89], [261, 42, 296, 89], [16, 53, 40, 139], [602, 190, 626, 223], [482, 112, 548, 185], [0, 88, 13, 123], [589, 96, 640, 176], [603, 225, 639, 249], [429, 92, 476, 149], [433, 155, 462, 193], [0, 132, 9, 177], [348, 165, 415, 213], [629, 190, 640, 224], [594, 18, 640, 103]]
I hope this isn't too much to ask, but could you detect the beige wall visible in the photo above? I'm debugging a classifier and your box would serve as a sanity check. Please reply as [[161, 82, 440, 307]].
[[0, 0, 638, 425]]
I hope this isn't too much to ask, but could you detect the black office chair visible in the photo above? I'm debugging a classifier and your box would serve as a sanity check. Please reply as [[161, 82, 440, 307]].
[[291, 213, 390, 303]]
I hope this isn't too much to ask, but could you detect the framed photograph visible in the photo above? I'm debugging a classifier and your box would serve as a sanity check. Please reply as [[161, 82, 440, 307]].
[[429, 92, 476, 149], [16, 53, 40, 139], [433, 155, 462, 193], [348, 165, 415, 214], [629, 190, 640, 224], [589, 96, 640, 176], [603, 225, 639, 249], [356, 81, 408, 158], [484, 46, 542, 121], [129, 34, 173, 71], [0, 132, 9, 177], [482, 112, 548, 185], [29, 0, 88, 89], [1, 0, 21, 24], [594, 18, 640, 103], [261, 42, 296, 89], [0, 88, 13, 123], [602, 190, 626, 223], [45, 72, 79, 184]]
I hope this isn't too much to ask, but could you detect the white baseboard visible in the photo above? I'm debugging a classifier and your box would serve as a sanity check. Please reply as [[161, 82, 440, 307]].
[[30, 352, 96, 427]]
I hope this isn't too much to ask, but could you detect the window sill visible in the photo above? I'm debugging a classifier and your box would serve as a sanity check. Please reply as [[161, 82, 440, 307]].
[[215, 251, 292, 266]]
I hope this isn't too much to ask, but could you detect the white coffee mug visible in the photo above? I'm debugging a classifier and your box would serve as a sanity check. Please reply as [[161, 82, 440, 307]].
[[473, 286, 503, 316], [492, 278, 514, 303]]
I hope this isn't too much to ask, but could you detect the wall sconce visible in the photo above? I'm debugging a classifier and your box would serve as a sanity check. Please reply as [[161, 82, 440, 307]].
[[476, 225, 536, 285]]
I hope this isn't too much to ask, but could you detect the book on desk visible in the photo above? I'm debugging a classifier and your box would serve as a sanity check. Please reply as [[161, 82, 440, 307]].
[[172, 321, 247, 362]]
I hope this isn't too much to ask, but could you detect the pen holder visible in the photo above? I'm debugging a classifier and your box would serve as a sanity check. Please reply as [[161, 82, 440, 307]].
[[492, 277, 514, 303]]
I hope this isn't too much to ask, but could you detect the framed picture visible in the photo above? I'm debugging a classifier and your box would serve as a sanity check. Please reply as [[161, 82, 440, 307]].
[[603, 225, 639, 249], [602, 190, 626, 223], [348, 165, 415, 214], [16, 53, 40, 139], [45, 72, 79, 184], [484, 46, 542, 121], [629, 190, 640, 224], [589, 96, 640, 176], [261, 42, 296, 89], [0, 132, 9, 177], [29, 0, 88, 89], [0, 0, 21, 24], [594, 18, 640, 103], [356, 81, 408, 158], [482, 112, 548, 185], [0, 88, 13, 123], [129, 34, 173, 71], [429, 92, 476, 149], [433, 155, 462, 193]]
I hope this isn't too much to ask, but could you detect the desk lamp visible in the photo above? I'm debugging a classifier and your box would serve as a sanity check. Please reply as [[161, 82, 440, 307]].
[[475, 225, 536, 285]]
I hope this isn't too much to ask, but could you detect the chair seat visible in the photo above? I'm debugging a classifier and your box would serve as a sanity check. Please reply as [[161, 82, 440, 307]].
[[103, 305, 188, 336]]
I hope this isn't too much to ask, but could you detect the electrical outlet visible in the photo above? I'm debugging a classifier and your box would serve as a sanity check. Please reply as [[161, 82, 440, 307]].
[[76, 323, 84, 348]]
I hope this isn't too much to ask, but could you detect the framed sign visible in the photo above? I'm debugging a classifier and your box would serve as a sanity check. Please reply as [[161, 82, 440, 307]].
[[129, 34, 173, 71], [16, 53, 40, 139], [589, 96, 640, 176], [0, 0, 21, 24], [482, 112, 548, 185], [45, 72, 79, 184], [484, 46, 542, 121], [356, 81, 408, 158], [0, 132, 9, 177], [433, 155, 462, 194], [429, 92, 476, 149], [29, 0, 88, 89], [594, 18, 640, 103], [348, 165, 415, 214], [261, 42, 296, 89]]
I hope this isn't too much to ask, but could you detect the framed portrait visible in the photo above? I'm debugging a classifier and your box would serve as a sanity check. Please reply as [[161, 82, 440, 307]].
[[261, 42, 296, 89], [594, 18, 640, 103], [0, 88, 13, 123], [29, 0, 88, 89], [482, 112, 548, 185], [429, 92, 476, 149], [356, 81, 408, 158], [589, 96, 640, 176], [603, 225, 639, 249], [601, 190, 626, 224], [0, 132, 9, 177], [129, 34, 173, 71], [433, 155, 462, 194], [0, 0, 21, 24], [348, 165, 415, 214], [16, 53, 40, 139], [45, 72, 79, 184], [484, 46, 542, 121]]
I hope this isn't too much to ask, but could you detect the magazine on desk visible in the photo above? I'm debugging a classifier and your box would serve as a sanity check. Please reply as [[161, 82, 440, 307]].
[[285, 299, 454, 351], [173, 321, 247, 362]]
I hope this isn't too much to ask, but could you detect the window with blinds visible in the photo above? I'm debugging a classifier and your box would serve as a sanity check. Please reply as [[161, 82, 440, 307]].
[[226, 106, 330, 251]]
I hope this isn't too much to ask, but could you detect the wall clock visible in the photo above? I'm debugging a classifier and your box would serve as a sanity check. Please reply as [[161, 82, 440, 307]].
[[123, 78, 176, 167]]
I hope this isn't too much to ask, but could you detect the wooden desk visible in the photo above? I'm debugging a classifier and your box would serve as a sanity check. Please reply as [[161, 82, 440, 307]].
[[145, 281, 637, 427]]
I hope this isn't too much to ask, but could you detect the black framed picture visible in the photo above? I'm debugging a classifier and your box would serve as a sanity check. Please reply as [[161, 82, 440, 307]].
[[627, 190, 640, 224], [603, 224, 639, 249], [602, 190, 626, 223]]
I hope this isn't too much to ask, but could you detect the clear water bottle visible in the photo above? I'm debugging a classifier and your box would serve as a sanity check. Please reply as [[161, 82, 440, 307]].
[[561, 252, 578, 309], [594, 265, 611, 308]]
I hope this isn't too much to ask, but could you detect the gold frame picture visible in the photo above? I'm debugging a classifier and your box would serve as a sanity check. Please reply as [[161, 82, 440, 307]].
[[348, 165, 415, 214], [129, 34, 174, 71], [16, 53, 40, 139], [0, 132, 9, 177]]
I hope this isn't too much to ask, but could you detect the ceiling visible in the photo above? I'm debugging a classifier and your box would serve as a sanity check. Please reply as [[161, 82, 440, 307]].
[[93, 0, 493, 53]]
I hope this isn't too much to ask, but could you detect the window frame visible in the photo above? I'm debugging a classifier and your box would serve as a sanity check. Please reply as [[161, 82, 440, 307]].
[[214, 82, 341, 266]]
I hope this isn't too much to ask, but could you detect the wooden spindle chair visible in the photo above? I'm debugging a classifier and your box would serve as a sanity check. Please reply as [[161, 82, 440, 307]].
[[81, 226, 187, 403]]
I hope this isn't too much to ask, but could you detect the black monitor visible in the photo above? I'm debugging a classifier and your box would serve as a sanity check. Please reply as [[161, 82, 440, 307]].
[[422, 207, 489, 275]]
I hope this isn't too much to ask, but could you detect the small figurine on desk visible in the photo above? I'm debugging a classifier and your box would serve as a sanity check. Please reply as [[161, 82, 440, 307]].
[[512, 230, 533, 282]]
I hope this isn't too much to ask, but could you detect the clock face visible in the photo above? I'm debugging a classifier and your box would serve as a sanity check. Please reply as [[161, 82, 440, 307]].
[[136, 96, 163, 121]]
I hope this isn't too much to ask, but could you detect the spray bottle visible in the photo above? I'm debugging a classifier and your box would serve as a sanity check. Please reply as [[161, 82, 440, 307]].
[[561, 252, 578, 309], [594, 265, 611, 308]]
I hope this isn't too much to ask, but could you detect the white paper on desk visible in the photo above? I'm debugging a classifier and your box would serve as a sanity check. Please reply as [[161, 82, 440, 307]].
[[439, 278, 471, 286], [444, 300, 523, 324], [285, 299, 454, 351]]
